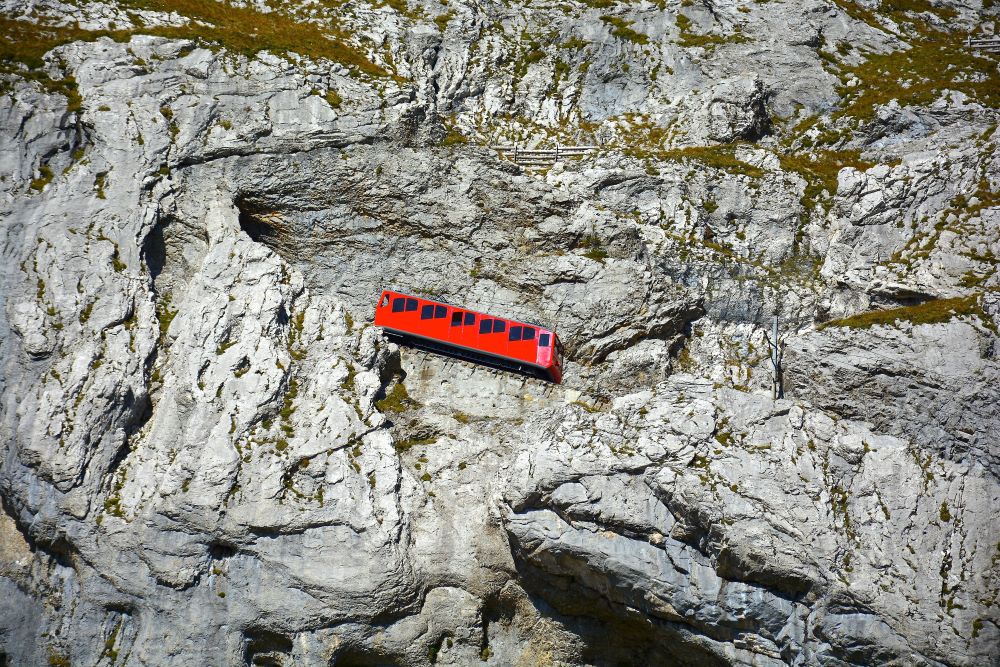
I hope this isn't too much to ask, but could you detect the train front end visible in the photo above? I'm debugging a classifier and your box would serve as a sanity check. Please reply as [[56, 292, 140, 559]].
[[536, 329, 563, 384]]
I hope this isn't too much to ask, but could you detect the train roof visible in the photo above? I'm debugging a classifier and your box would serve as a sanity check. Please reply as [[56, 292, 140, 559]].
[[379, 290, 556, 335]]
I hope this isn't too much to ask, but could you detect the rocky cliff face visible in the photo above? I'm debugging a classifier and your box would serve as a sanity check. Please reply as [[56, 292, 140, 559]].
[[1, 0, 999, 665]]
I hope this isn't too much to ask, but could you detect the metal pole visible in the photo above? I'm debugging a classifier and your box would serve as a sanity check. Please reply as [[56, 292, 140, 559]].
[[771, 316, 778, 399], [770, 315, 784, 400]]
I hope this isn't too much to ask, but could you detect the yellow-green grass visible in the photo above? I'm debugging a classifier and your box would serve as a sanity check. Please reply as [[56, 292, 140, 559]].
[[820, 1, 997, 121], [1, 1, 385, 77], [834, 31, 997, 121], [675, 14, 748, 49], [832, 0, 957, 33], [601, 16, 648, 45], [625, 143, 765, 178], [440, 128, 467, 146], [779, 149, 874, 211], [818, 295, 994, 330], [376, 382, 418, 413]]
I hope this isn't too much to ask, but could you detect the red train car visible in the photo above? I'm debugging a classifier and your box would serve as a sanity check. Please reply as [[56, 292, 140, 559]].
[[374, 290, 564, 383]]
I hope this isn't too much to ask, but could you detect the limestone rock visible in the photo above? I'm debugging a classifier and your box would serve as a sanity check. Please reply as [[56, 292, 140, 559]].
[[1, 1, 998, 665], [699, 74, 771, 144]]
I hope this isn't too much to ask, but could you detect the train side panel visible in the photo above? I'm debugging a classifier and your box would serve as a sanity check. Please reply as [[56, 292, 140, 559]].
[[375, 291, 562, 382]]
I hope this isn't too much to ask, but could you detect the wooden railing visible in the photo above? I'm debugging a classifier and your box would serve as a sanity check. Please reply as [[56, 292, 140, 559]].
[[493, 145, 599, 166], [966, 36, 1000, 52]]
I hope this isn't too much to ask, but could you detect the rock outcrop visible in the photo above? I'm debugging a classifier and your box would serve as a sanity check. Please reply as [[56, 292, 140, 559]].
[[1, 0, 998, 665]]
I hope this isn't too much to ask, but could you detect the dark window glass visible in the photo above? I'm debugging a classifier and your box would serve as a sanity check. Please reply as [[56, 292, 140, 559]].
[[420, 304, 434, 320], [405, 298, 418, 312], [464, 313, 475, 326], [539, 333, 551, 347], [509, 326, 522, 342], [523, 327, 535, 341], [479, 319, 492, 334], [435, 305, 447, 318], [392, 298, 405, 313], [493, 320, 506, 334], [451, 311, 463, 326]]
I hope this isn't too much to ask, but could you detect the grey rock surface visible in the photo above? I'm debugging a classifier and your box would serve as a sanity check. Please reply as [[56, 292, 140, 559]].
[[1, 0, 999, 665]]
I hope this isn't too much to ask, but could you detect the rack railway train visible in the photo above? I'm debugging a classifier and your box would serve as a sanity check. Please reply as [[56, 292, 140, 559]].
[[373, 290, 564, 383]]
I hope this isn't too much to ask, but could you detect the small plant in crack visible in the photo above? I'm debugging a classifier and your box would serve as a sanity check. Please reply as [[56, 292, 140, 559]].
[[580, 233, 608, 263]]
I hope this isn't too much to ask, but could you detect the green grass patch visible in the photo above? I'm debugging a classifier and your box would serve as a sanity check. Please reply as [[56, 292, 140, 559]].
[[818, 295, 994, 331], [832, 0, 956, 33], [0, 16, 128, 70], [340, 362, 357, 392], [394, 434, 437, 452], [778, 149, 874, 213], [601, 16, 649, 44], [441, 128, 467, 146], [368, 0, 418, 17], [30, 164, 53, 191], [0, 2, 386, 80], [552, 58, 571, 90], [279, 377, 299, 421], [129, 0, 386, 74], [111, 244, 126, 272], [288, 311, 307, 360], [377, 382, 419, 413], [559, 36, 589, 50], [833, 26, 998, 121], [275, 376, 299, 442], [434, 11, 454, 31], [632, 144, 765, 179], [47, 649, 71, 667], [580, 234, 608, 263], [0, 17, 84, 110], [675, 14, 748, 49], [514, 47, 546, 80], [156, 293, 177, 343], [95, 172, 108, 199]]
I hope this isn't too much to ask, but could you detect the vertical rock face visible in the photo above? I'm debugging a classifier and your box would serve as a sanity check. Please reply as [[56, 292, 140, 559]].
[[698, 74, 771, 144], [1, 1, 999, 666]]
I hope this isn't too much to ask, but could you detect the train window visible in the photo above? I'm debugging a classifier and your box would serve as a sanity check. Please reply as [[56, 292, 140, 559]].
[[523, 327, 535, 341], [493, 320, 506, 334], [381, 294, 390, 307], [539, 333, 551, 347], [479, 319, 492, 334], [420, 304, 434, 320], [509, 326, 522, 341], [435, 305, 447, 318], [464, 313, 475, 326], [392, 297, 406, 313], [405, 298, 418, 312], [451, 311, 463, 326]]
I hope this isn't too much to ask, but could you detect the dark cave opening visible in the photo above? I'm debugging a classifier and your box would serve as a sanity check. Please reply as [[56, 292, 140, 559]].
[[243, 629, 293, 666], [235, 197, 283, 247]]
